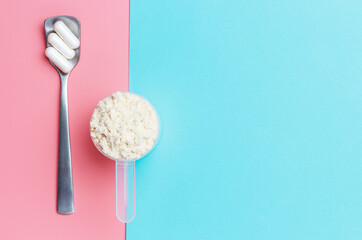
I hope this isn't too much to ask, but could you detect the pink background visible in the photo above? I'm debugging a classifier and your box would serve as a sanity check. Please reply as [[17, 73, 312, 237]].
[[0, 0, 129, 239]]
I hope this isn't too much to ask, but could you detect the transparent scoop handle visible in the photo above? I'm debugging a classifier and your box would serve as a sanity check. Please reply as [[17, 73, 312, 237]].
[[116, 161, 135, 223]]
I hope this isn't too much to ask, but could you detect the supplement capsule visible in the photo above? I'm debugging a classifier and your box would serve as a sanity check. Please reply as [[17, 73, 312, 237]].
[[48, 33, 75, 59], [54, 21, 80, 49], [45, 47, 73, 73]]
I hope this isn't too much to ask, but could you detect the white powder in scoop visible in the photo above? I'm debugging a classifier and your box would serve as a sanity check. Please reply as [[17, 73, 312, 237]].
[[90, 92, 159, 161]]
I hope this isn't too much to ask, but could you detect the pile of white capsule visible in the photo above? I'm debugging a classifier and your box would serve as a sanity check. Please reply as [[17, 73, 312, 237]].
[[45, 21, 80, 73]]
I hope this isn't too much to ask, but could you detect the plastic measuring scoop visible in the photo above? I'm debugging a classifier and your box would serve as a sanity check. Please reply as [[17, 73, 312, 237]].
[[90, 93, 160, 223]]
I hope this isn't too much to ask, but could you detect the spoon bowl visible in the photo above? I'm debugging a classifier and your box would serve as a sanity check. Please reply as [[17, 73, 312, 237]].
[[45, 16, 81, 76]]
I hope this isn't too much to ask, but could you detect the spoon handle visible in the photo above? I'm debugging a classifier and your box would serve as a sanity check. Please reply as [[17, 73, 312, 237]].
[[57, 75, 74, 214], [116, 161, 135, 222]]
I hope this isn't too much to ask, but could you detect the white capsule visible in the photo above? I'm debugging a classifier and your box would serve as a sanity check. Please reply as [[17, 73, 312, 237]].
[[47, 33, 75, 59], [45, 47, 73, 73], [54, 21, 80, 49]]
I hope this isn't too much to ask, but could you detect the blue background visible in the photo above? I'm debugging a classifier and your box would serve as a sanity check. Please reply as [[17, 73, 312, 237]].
[[128, 0, 361, 239]]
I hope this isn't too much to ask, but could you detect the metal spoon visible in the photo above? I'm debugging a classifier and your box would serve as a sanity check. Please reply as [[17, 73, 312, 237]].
[[44, 16, 81, 214]]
